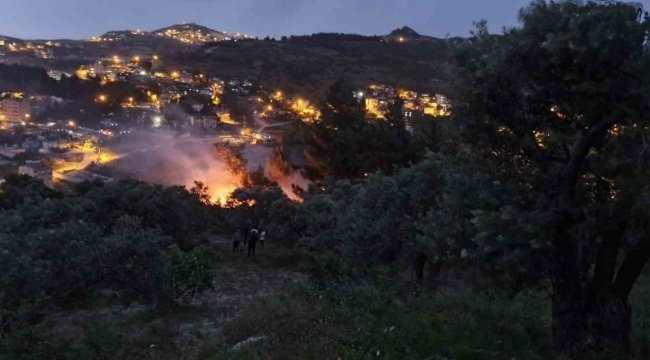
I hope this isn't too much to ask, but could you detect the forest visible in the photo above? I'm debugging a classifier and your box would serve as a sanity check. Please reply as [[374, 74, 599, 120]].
[[3, 1, 650, 359]]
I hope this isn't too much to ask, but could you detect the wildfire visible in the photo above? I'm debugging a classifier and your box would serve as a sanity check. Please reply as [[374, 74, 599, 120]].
[[208, 186, 237, 204]]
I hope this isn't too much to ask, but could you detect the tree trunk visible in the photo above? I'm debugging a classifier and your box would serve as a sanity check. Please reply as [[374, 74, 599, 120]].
[[552, 222, 638, 355], [585, 295, 631, 352], [411, 253, 427, 295], [551, 229, 586, 354]]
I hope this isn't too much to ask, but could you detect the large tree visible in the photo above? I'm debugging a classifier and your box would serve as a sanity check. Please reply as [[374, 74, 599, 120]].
[[454, 0, 650, 354]]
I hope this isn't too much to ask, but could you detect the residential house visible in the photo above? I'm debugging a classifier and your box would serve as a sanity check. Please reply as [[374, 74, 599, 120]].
[[0, 145, 25, 159], [19, 161, 53, 188]]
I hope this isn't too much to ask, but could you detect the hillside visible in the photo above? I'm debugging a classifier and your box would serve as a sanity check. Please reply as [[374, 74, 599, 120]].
[[1, 26, 454, 96], [0, 35, 24, 44], [152, 23, 225, 37], [171, 34, 453, 97], [388, 26, 423, 39]]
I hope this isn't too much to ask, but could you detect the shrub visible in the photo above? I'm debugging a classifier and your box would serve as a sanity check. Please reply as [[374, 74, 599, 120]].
[[163, 245, 216, 302]]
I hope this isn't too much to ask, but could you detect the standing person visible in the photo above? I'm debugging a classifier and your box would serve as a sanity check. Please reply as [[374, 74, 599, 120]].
[[232, 229, 241, 252], [248, 228, 259, 257], [260, 230, 266, 249]]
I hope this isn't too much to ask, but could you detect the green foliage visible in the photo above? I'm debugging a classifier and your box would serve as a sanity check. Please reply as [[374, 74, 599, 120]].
[[302, 79, 424, 180], [0, 178, 220, 248], [295, 152, 537, 287], [189, 33, 453, 98], [0, 216, 173, 336], [0, 173, 61, 210], [221, 284, 550, 360], [451, 0, 650, 352], [162, 245, 216, 301], [225, 186, 290, 230], [0, 177, 223, 338]]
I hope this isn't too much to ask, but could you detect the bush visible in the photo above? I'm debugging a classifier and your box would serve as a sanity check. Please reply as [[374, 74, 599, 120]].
[[163, 245, 216, 301]]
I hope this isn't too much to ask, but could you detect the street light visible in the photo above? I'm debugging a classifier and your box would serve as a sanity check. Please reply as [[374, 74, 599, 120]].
[[153, 55, 159, 61], [134, 56, 140, 62], [99, 95, 106, 102]]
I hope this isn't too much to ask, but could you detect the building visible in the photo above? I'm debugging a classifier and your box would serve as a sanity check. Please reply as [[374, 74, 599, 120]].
[[19, 161, 53, 188], [0, 145, 25, 158], [0, 98, 31, 124], [435, 94, 450, 107], [423, 104, 438, 116], [48, 70, 63, 81], [22, 139, 41, 150], [42, 139, 71, 151], [178, 72, 193, 84], [190, 115, 219, 128], [365, 98, 379, 111], [253, 132, 275, 142], [54, 169, 112, 185], [89, 61, 105, 76]]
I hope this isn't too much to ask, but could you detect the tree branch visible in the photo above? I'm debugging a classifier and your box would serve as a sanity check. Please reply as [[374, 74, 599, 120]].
[[587, 220, 627, 300], [559, 118, 617, 211]]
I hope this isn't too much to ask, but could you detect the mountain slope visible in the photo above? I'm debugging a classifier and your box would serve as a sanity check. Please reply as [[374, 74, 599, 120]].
[[152, 23, 225, 36], [172, 34, 453, 97]]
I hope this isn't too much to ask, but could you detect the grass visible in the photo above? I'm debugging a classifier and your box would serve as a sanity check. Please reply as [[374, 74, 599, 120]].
[[219, 285, 551, 360], [3, 241, 650, 360]]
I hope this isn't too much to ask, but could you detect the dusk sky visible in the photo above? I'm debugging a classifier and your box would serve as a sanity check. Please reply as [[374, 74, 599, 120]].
[[2, 0, 650, 40]]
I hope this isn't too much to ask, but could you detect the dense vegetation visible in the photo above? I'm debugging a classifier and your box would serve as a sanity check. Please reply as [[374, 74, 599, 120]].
[[3, 1, 650, 359], [0, 176, 219, 343]]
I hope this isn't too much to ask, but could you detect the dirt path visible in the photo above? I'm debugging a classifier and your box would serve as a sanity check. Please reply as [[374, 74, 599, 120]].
[[180, 236, 307, 337], [51, 236, 306, 344]]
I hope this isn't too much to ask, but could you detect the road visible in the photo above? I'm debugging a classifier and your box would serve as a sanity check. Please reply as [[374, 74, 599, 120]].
[[253, 113, 289, 133], [54, 148, 126, 173]]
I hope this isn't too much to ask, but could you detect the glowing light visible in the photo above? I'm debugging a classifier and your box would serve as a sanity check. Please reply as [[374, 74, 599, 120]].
[[267, 105, 273, 111], [68, 120, 75, 127], [153, 55, 159, 60], [134, 56, 140, 62], [99, 95, 106, 102], [358, 92, 364, 97]]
